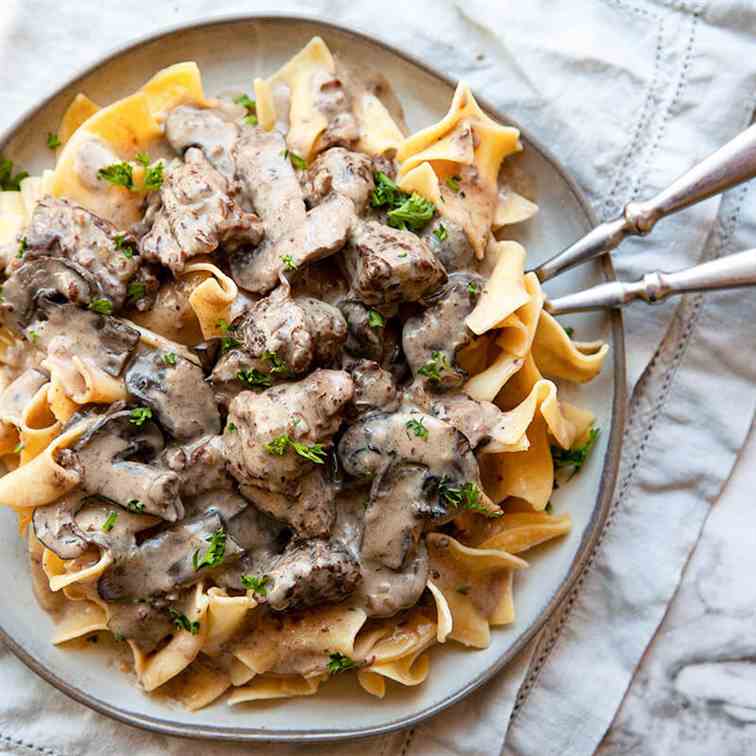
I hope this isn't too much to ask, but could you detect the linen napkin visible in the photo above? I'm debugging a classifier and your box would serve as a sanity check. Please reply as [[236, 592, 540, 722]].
[[1, 1, 755, 755]]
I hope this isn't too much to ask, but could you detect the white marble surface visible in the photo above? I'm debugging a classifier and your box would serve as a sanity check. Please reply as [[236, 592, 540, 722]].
[[599, 421, 756, 756]]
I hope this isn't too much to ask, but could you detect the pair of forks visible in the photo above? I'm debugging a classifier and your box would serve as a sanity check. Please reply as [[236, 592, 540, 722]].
[[532, 124, 756, 315]]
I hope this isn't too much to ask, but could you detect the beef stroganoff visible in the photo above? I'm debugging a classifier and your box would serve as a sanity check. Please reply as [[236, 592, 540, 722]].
[[0, 37, 608, 708]]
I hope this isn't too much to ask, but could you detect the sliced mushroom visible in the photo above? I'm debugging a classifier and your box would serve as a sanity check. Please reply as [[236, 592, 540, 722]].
[[106, 602, 174, 653], [340, 299, 384, 360], [345, 358, 399, 416], [301, 147, 375, 213], [32, 491, 89, 560], [161, 435, 232, 497], [125, 350, 221, 441], [421, 217, 475, 273], [428, 393, 514, 451]]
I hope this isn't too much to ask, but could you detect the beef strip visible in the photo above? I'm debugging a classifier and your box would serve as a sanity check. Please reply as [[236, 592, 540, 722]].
[[343, 218, 447, 305], [311, 70, 361, 154], [161, 435, 232, 497], [140, 147, 263, 274], [345, 358, 400, 415], [301, 147, 374, 213], [422, 217, 475, 273]]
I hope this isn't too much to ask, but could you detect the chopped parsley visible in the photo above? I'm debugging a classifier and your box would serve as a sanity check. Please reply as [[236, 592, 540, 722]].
[[162, 352, 177, 367], [217, 318, 233, 333], [367, 309, 385, 329], [417, 350, 450, 384], [135, 152, 151, 167], [445, 175, 461, 193], [234, 93, 257, 113], [327, 652, 356, 675], [225, 422, 237, 433], [282, 150, 307, 171], [564, 326, 575, 338], [143, 161, 164, 191], [127, 281, 146, 302], [47, 132, 61, 149], [244, 114, 258, 126], [97, 162, 134, 190], [113, 233, 136, 258], [552, 427, 600, 479], [16, 237, 26, 259], [237, 368, 272, 389], [370, 171, 436, 233], [126, 499, 145, 513], [467, 281, 479, 296], [438, 479, 501, 518], [101, 511, 118, 532], [0, 156, 28, 191], [262, 350, 288, 374], [281, 254, 297, 271], [263, 434, 328, 464], [13, 442, 24, 454], [28, 330, 39, 344], [88, 298, 113, 315], [241, 574, 269, 596], [193, 527, 226, 570], [169, 608, 199, 635], [545, 501, 554, 515], [456, 585, 470, 595], [406, 417, 428, 440], [217, 320, 240, 352], [129, 406, 152, 427], [433, 223, 448, 242]]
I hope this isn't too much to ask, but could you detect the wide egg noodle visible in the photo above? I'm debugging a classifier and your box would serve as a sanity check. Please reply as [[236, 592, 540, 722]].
[[477, 511, 573, 554], [228, 674, 326, 704], [182, 262, 239, 340], [161, 657, 232, 711], [43, 546, 114, 593], [493, 187, 538, 229], [203, 586, 256, 657], [58, 93, 101, 146]]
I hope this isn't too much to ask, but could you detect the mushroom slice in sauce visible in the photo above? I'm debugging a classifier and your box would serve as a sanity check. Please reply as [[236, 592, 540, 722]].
[[402, 271, 485, 392], [345, 358, 400, 416], [311, 70, 361, 154], [301, 147, 375, 213], [340, 299, 385, 361], [343, 219, 447, 305], [223, 369, 353, 494], [428, 393, 514, 451], [233, 286, 347, 376], [125, 350, 221, 441], [97, 511, 243, 602], [12, 197, 140, 310], [162, 435, 232, 497], [240, 468, 336, 539], [32, 491, 89, 560], [140, 147, 263, 275], [421, 217, 475, 273], [107, 602, 174, 653], [59, 405, 183, 522]]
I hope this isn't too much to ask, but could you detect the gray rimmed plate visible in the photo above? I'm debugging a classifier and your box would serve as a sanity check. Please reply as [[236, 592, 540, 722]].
[[0, 14, 625, 743]]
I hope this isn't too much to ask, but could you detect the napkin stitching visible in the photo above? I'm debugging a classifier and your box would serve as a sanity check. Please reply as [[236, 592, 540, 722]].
[[509, 178, 748, 726], [0, 732, 64, 756]]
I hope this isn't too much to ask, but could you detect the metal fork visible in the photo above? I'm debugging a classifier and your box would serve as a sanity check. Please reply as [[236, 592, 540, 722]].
[[532, 123, 756, 313]]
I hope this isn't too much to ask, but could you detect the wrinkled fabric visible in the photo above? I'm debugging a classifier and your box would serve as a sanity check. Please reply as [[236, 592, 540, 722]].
[[1, 1, 755, 755]]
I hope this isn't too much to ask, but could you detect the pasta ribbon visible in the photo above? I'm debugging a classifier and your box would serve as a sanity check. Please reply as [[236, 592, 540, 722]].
[[162, 659, 232, 711], [203, 586, 256, 657], [183, 262, 239, 340], [493, 188, 538, 229], [228, 674, 326, 704], [43, 548, 113, 592], [58, 93, 101, 145]]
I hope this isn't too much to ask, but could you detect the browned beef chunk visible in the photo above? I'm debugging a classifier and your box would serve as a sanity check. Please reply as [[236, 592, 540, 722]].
[[301, 147, 374, 213], [421, 217, 475, 272]]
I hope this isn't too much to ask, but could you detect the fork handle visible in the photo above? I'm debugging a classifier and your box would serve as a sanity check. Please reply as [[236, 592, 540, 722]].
[[534, 123, 756, 283], [544, 248, 756, 315]]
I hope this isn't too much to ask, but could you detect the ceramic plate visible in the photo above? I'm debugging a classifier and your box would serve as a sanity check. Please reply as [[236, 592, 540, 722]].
[[0, 14, 625, 742]]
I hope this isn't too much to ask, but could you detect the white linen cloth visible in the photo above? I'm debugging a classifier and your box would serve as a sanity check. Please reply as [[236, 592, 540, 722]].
[[0, 1, 755, 754]]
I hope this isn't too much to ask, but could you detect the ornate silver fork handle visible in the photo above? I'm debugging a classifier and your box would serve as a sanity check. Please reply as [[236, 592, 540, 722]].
[[532, 123, 756, 283], [544, 248, 756, 315]]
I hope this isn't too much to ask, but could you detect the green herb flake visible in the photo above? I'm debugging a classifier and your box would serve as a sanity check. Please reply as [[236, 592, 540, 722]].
[[221, 335, 240, 353], [113, 233, 136, 258], [126, 499, 145, 513], [102, 511, 118, 532], [262, 350, 288, 374], [467, 281, 479, 296], [0, 156, 29, 191], [237, 368, 272, 389], [264, 434, 291, 456], [88, 298, 113, 316], [28, 330, 39, 344], [387, 192, 435, 232], [143, 161, 164, 191], [406, 417, 428, 441], [551, 427, 600, 479], [327, 652, 356, 675], [47, 132, 61, 150], [234, 93, 257, 113], [545, 502, 554, 514], [438, 479, 501, 518], [564, 326, 575, 338], [97, 162, 134, 190], [456, 585, 470, 595], [135, 152, 151, 167], [113, 632, 125, 642], [217, 318, 233, 334], [17, 237, 27, 259], [433, 223, 448, 242], [193, 527, 226, 571], [291, 440, 328, 464], [446, 175, 461, 193], [129, 407, 153, 427], [367, 309, 385, 329], [162, 352, 177, 367], [287, 151, 308, 171], [241, 574, 269, 596], [281, 254, 297, 271], [13, 442, 25, 454], [370, 171, 401, 208], [127, 281, 146, 302], [417, 350, 450, 384], [169, 608, 199, 635], [225, 422, 237, 433], [244, 114, 259, 126]]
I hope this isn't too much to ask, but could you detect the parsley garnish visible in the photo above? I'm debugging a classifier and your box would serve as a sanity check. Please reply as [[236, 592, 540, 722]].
[[406, 417, 428, 440], [237, 368, 272, 389], [241, 574, 269, 596], [13, 442, 25, 454], [327, 652, 356, 674], [135, 152, 150, 167], [370, 172, 436, 232], [564, 326, 575, 338], [244, 114, 258, 126], [47, 132, 61, 150], [446, 175, 461, 193], [417, 350, 450, 384], [551, 427, 600, 479], [370, 171, 402, 208], [262, 350, 288, 374], [127, 281, 146, 302], [162, 352, 177, 367], [281, 254, 297, 271], [97, 162, 134, 190], [263, 434, 328, 464], [17, 237, 26, 259], [225, 422, 237, 433], [88, 298, 113, 315], [102, 511, 118, 532], [126, 499, 144, 513], [433, 223, 448, 242], [129, 407, 152, 427], [367, 309, 385, 329], [545, 501, 554, 514], [217, 318, 233, 333], [169, 608, 199, 635], [0, 156, 28, 191], [438, 479, 501, 517], [217, 319, 240, 352], [467, 281, 479, 296], [28, 330, 39, 344], [287, 151, 308, 170], [113, 233, 136, 258], [192, 527, 226, 570], [143, 161, 164, 191], [234, 93, 256, 113]]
